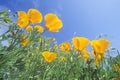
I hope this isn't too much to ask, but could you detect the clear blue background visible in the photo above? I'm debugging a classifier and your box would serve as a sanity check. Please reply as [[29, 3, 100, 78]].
[[0, 0, 120, 51]]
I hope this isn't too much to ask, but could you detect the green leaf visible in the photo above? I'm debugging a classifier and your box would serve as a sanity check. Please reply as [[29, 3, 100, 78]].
[[3, 17, 12, 23], [0, 10, 9, 17]]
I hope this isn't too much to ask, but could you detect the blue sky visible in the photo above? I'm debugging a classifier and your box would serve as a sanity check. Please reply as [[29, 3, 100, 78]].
[[0, 0, 120, 52]]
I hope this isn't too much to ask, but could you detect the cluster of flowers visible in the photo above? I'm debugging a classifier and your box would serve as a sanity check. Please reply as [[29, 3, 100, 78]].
[[17, 8, 63, 46], [1, 7, 120, 80], [42, 37, 110, 66], [17, 8, 110, 67]]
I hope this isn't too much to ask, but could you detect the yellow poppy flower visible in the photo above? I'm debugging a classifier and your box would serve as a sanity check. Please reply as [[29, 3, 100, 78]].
[[91, 38, 110, 57], [94, 60, 100, 67], [92, 50, 102, 60], [72, 37, 90, 51], [28, 9, 42, 24], [42, 51, 57, 63], [34, 25, 44, 33], [44, 13, 63, 32], [60, 42, 71, 51], [17, 11, 29, 28], [20, 38, 29, 46], [82, 50, 90, 61], [26, 25, 33, 33], [20, 35, 29, 46], [60, 56, 66, 61]]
